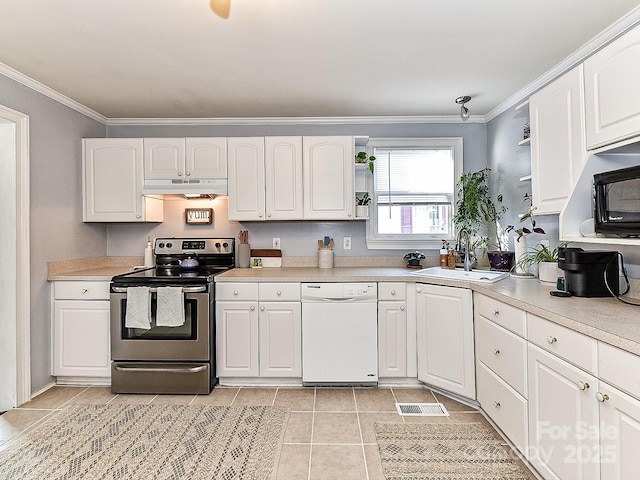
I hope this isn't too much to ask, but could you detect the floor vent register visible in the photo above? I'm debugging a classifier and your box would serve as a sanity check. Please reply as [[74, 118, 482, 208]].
[[395, 403, 449, 416]]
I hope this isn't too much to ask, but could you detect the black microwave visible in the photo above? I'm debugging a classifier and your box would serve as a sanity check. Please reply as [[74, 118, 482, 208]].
[[593, 165, 640, 237]]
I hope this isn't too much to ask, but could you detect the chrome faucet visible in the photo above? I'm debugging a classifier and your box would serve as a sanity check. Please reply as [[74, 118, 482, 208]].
[[457, 228, 476, 271]]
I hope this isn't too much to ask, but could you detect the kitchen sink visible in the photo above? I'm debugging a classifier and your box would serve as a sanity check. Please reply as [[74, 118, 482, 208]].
[[411, 266, 510, 283]]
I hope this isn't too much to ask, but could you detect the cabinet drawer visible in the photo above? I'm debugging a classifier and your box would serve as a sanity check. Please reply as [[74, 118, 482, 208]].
[[258, 283, 300, 301], [216, 283, 258, 301], [53, 281, 110, 300], [477, 362, 528, 455], [378, 282, 406, 301], [476, 316, 527, 397], [474, 293, 526, 337], [599, 342, 640, 400], [527, 314, 597, 374]]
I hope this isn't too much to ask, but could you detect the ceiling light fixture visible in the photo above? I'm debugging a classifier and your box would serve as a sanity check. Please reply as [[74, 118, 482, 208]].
[[455, 96, 471, 120], [210, 0, 231, 19]]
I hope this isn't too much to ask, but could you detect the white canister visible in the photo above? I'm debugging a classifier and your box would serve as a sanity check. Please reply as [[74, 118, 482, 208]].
[[238, 243, 251, 268], [318, 249, 334, 269]]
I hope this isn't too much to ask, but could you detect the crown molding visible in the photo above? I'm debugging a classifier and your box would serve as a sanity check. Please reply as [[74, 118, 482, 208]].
[[0, 63, 107, 124], [106, 114, 484, 126], [485, 6, 640, 122]]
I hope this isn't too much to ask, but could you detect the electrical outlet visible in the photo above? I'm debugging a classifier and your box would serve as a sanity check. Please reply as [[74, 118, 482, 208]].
[[273, 237, 280, 249], [343, 236, 351, 250]]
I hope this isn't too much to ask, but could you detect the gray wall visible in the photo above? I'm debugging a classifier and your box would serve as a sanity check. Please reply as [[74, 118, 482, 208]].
[[0, 75, 107, 392], [486, 104, 640, 279], [106, 122, 487, 259]]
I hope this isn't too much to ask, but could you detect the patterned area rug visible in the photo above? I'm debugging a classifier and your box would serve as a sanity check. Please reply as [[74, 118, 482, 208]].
[[0, 404, 289, 480], [375, 422, 529, 480]]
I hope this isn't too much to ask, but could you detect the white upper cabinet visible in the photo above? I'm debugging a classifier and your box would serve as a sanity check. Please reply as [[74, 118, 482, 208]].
[[529, 65, 586, 215], [303, 136, 355, 220], [83, 138, 163, 222], [144, 137, 227, 180], [584, 24, 640, 150], [227, 137, 266, 221], [265, 136, 303, 220]]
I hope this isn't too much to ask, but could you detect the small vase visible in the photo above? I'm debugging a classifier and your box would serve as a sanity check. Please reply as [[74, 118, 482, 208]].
[[514, 236, 528, 275], [356, 205, 369, 218], [238, 243, 251, 268], [487, 251, 515, 272]]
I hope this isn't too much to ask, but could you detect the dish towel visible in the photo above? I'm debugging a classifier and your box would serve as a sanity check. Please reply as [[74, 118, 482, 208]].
[[125, 286, 151, 329], [156, 286, 185, 327]]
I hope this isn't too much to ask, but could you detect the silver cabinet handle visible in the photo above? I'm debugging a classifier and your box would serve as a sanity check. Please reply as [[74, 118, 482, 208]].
[[250, 305, 255, 311], [577, 381, 589, 391], [596, 392, 610, 402], [177, 171, 183, 176], [260, 306, 265, 311], [186, 171, 191, 176], [493, 309, 500, 316], [390, 290, 396, 296], [494, 401, 501, 408], [400, 305, 405, 311], [81, 288, 88, 294], [547, 335, 558, 344], [416, 287, 422, 293], [233, 290, 239, 295], [276, 290, 282, 295], [493, 348, 500, 356]]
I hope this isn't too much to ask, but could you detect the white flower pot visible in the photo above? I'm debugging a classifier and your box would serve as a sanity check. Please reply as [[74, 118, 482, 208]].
[[538, 261, 562, 285], [355, 205, 369, 218], [514, 236, 528, 275]]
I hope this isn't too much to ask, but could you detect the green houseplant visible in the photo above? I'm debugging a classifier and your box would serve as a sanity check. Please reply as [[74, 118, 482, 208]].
[[453, 168, 512, 270], [403, 251, 425, 268], [355, 151, 376, 173], [517, 242, 567, 284]]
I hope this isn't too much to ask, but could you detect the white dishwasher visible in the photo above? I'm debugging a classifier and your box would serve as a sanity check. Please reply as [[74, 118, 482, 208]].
[[301, 283, 378, 386]]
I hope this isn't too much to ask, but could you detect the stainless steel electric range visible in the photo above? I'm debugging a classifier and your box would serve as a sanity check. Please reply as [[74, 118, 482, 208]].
[[110, 237, 235, 394]]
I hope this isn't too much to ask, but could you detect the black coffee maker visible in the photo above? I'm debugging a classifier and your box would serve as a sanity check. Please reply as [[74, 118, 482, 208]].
[[557, 247, 619, 297]]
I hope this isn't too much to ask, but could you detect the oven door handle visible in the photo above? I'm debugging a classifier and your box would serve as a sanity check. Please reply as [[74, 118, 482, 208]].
[[111, 286, 207, 294], [113, 364, 207, 374]]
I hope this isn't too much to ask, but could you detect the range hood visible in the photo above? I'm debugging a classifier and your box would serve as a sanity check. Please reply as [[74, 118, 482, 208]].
[[143, 178, 227, 196]]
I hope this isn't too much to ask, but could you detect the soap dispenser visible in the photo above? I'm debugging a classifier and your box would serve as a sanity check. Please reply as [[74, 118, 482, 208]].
[[144, 237, 154, 267]]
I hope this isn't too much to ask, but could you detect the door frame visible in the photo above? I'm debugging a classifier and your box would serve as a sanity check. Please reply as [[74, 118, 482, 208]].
[[0, 104, 31, 408]]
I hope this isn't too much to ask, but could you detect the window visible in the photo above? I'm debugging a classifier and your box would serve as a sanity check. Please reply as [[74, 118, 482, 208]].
[[365, 138, 462, 249]]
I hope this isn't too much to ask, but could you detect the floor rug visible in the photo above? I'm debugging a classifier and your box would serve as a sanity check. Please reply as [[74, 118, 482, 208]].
[[0, 404, 289, 480], [375, 422, 530, 480]]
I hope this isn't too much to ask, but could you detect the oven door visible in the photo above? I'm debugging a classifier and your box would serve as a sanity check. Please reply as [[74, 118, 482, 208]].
[[110, 285, 212, 362]]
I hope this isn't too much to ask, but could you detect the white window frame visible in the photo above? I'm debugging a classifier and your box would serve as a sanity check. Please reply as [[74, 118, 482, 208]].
[[365, 137, 463, 250]]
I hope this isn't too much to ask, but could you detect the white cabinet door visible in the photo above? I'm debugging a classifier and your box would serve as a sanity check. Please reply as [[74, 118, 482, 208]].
[[378, 301, 407, 377], [265, 136, 303, 220], [52, 300, 111, 377], [185, 137, 227, 179], [598, 381, 640, 480], [416, 284, 475, 399], [303, 136, 354, 220], [83, 138, 163, 222], [258, 302, 301, 377], [215, 301, 259, 377], [530, 65, 586, 214], [143, 138, 185, 180], [584, 25, 640, 149], [227, 137, 265, 221], [527, 344, 600, 480]]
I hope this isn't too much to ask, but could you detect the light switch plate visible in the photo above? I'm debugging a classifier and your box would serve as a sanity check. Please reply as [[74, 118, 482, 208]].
[[343, 237, 351, 250]]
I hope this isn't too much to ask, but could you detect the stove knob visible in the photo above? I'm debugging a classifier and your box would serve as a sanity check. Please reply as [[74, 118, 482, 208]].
[[215, 242, 221, 248], [223, 242, 229, 249], [166, 242, 172, 248], [158, 243, 165, 248]]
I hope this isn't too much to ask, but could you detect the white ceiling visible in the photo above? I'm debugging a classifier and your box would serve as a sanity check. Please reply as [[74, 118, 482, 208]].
[[1, 0, 639, 120]]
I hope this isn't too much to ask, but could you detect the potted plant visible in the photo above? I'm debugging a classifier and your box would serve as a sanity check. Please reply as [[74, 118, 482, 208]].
[[506, 193, 545, 275], [355, 151, 375, 173], [404, 251, 425, 268], [517, 242, 567, 284], [355, 192, 371, 218], [453, 168, 512, 271]]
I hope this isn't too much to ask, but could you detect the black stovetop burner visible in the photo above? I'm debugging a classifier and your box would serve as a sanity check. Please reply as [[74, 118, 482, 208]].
[[111, 237, 235, 286]]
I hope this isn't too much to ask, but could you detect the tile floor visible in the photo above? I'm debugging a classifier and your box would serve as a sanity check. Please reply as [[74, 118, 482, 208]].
[[0, 385, 536, 480]]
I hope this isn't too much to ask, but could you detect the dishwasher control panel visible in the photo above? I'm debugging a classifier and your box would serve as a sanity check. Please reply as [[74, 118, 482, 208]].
[[301, 283, 377, 301]]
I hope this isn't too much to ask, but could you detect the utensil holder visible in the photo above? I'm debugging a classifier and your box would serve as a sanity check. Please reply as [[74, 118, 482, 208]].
[[318, 249, 334, 269], [238, 243, 251, 268]]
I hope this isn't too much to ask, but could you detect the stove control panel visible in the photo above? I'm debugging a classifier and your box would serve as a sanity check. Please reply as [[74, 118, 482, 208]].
[[154, 238, 235, 255]]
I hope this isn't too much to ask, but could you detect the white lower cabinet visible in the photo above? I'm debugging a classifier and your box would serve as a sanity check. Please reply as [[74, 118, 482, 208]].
[[527, 343, 600, 480], [416, 283, 475, 399], [51, 281, 111, 380], [378, 282, 407, 378], [215, 282, 301, 379]]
